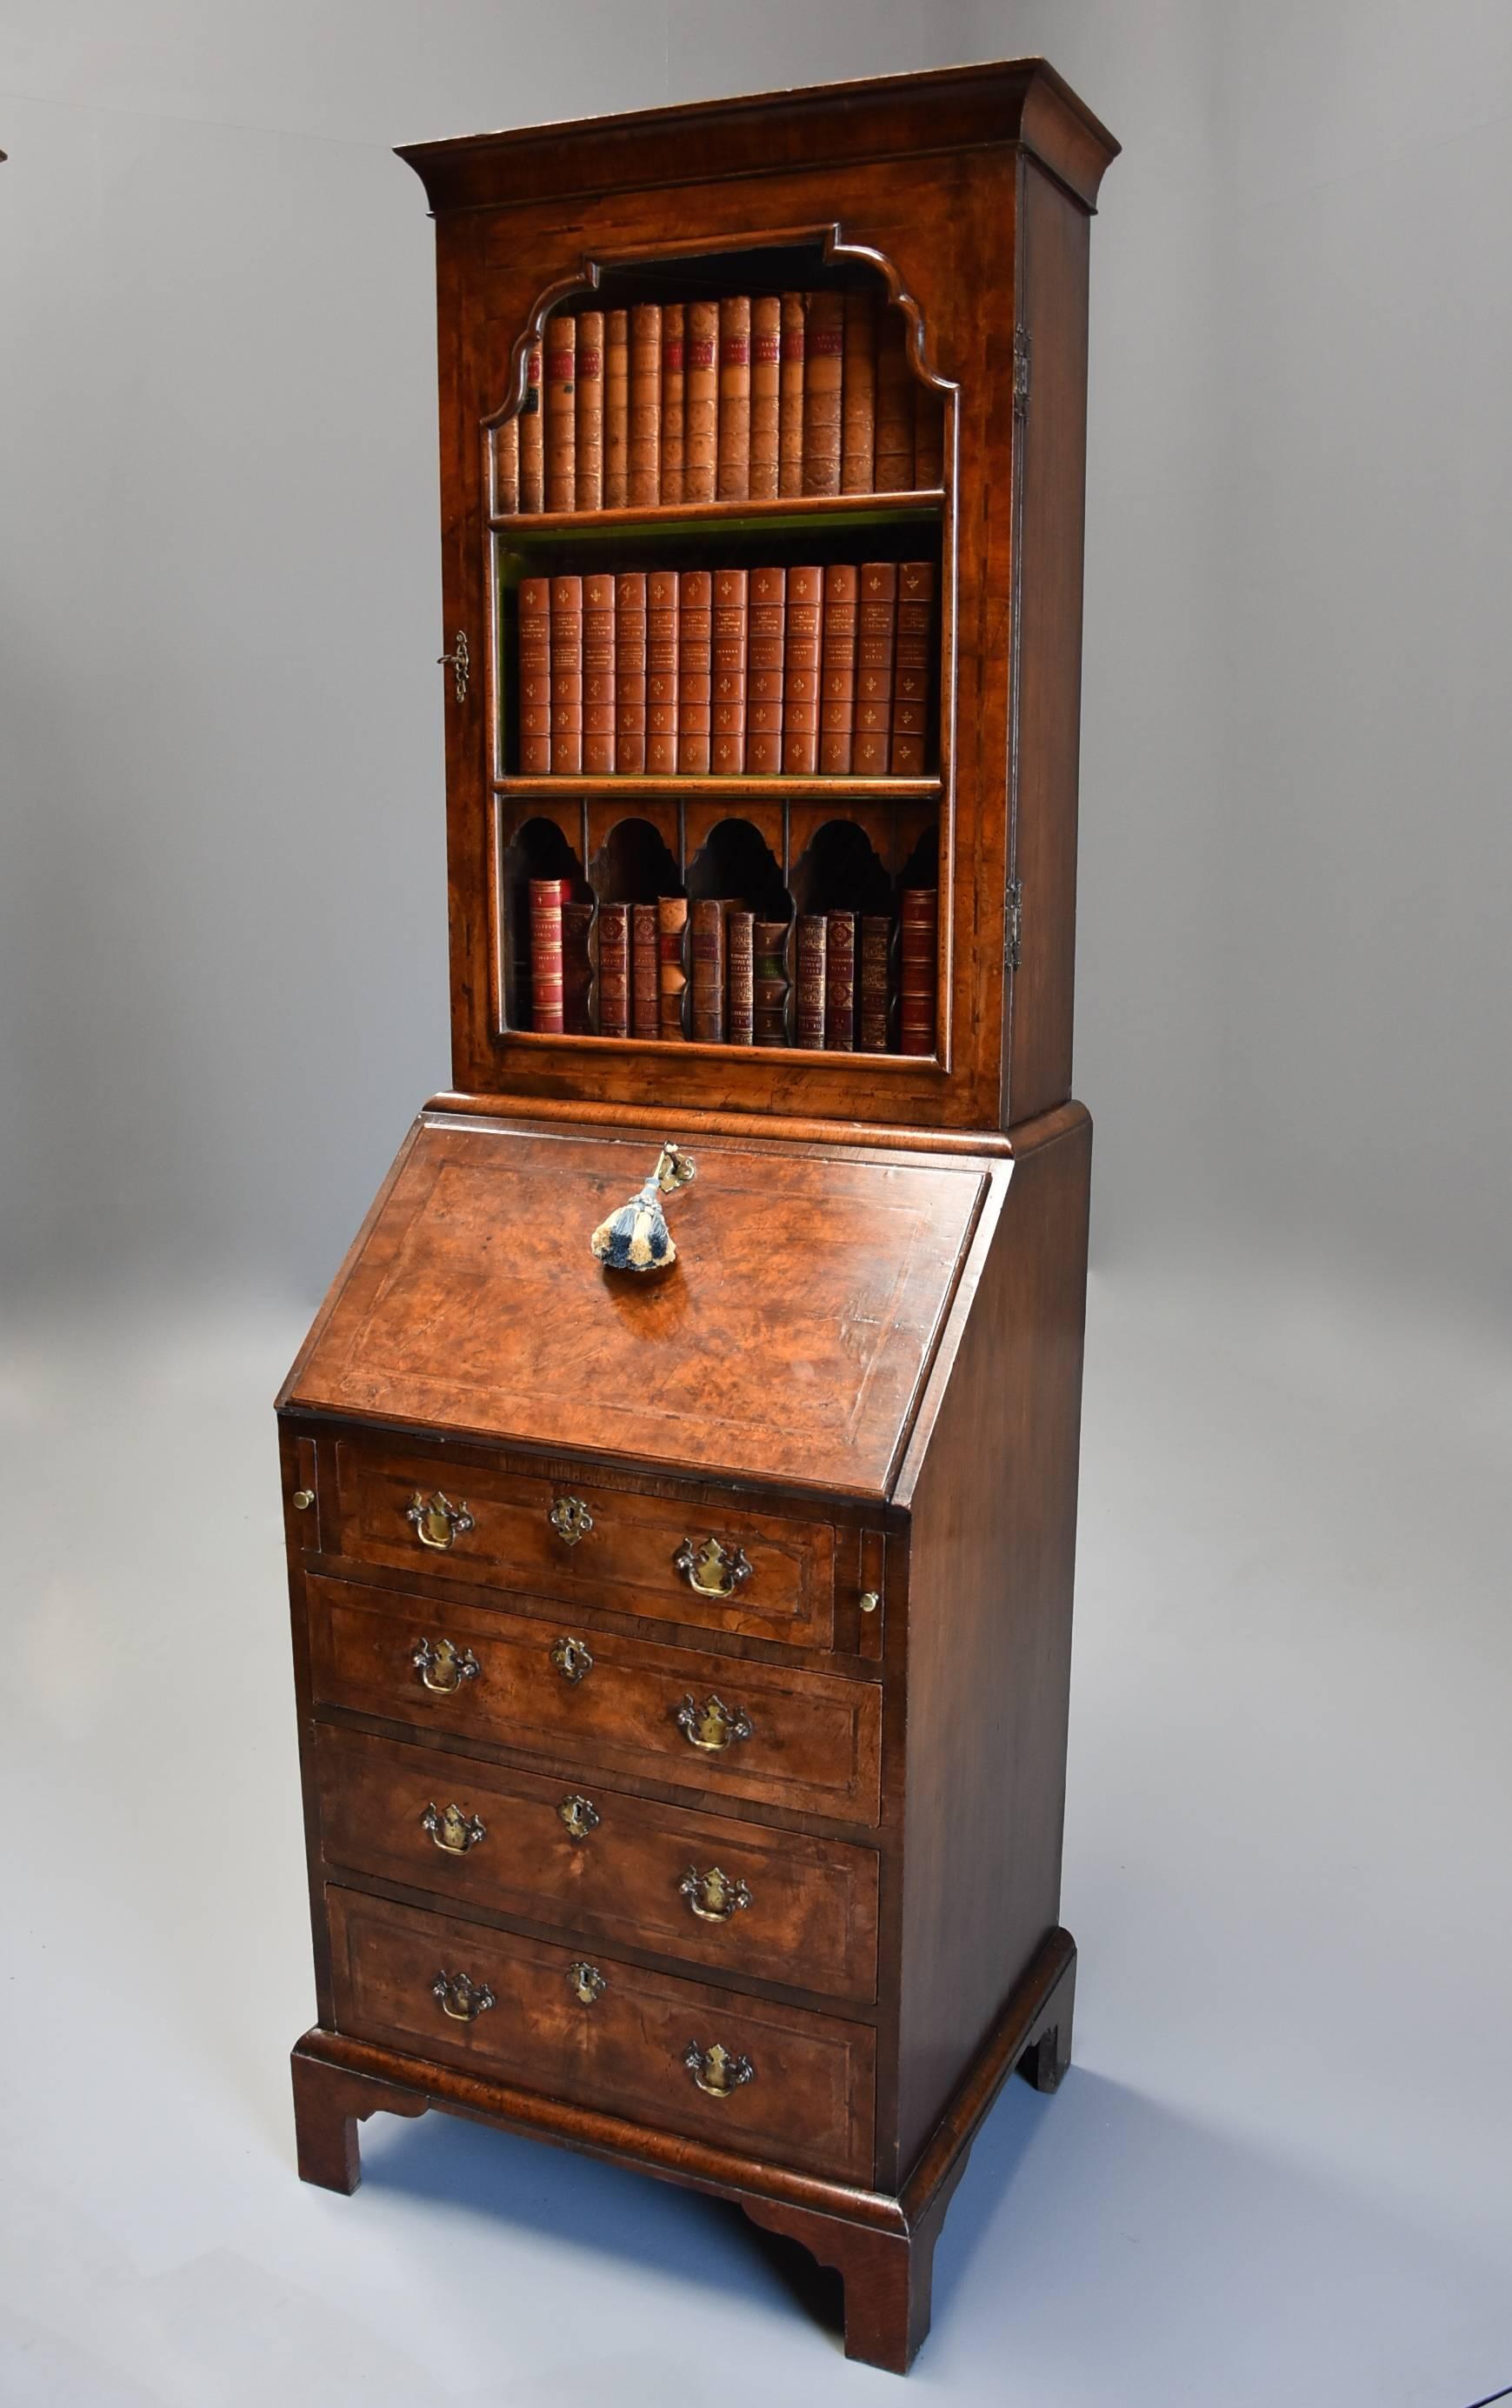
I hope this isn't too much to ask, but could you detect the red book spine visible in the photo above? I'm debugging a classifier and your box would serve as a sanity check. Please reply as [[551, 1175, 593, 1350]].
[[574, 310, 603, 510], [661, 303, 686, 505], [582, 573, 616, 773], [890, 559, 934, 775], [778, 293, 806, 498], [646, 570, 679, 775], [529, 877, 568, 1031], [898, 887, 937, 1055], [749, 295, 781, 500], [689, 897, 726, 1042], [852, 561, 896, 777], [560, 900, 595, 1034], [753, 917, 790, 1047], [549, 574, 583, 775], [678, 569, 712, 775], [710, 567, 748, 775], [859, 913, 892, 1051], [615, 571, 647, 775], [657, 897, 688, 1039], [824, 911, 856, 1049], [518, 339, 544, 513], [596, 901, 631, 1037], [727, 909, 755, 1044], [543, 314, 576, 513], [747, 566, 785, 775], [794, 913, 827, 1047], [517, 576, 551, 773], [782, 566, 823, 775], [631, 902, 659, 1038], [818, 564, 859, 775]]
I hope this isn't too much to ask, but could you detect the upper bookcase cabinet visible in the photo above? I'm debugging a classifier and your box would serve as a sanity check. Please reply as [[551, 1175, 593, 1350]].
[[401, 59, 1117, 1137]]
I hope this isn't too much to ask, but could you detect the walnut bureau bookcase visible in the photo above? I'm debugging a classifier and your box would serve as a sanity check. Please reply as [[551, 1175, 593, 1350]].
[[280, 60, 1116, 2374]]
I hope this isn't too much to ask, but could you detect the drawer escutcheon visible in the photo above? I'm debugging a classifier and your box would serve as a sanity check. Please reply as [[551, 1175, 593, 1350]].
[[557, 1793, 601, 1840], [568, 1960, 607, 2005], [549, 1495, 594, 1546], [550, 1634, 594, 1684]]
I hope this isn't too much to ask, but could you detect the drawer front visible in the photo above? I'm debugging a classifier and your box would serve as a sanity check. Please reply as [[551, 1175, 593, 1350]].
[[327, 1439, 836, 1649], [308, 1576, 882, 1825], [328, 1884, 876, 2183], [315, 1725, 880, 2003]]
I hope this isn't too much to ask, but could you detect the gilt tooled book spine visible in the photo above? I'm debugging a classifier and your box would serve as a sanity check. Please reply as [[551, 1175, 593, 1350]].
[[677, 569, 712, 775], [818, 564, 859, 776], [646, 570, 679, 775], [615, 572, 648, 775], [684, 299, 718, 504], [859, 912, 892, 1052], [795, 912, 827, 1047], [603, 310, 629, 509], [529, 877, 569, 1032], [661, 303, 686, 505], [494, 411, 519, 516], [517, 576, 551, 774], [689, 897, 727, 1043], [549, 574, 583, 775], [852, 561, 897, 777], [582, 573, 616, 774], [519, 340, 544, 512], [841, 290, 878, 494], [824, 910, 856, 1050], [749, 295, 781, 501], [782, 566, 823, 775], [890, 559, 934, 776], [560, 900, 595, 1035], [747, 565, 785, 775], [898, 885, 938, 1056], [629, 302, 663, 508], [874, 310, 915, 494], [575, 310, 604, 511], [913, 377, 944, 490], [543, 314, 576, 513], [753, 917, 790, 1047], [802, 290, 843, 496], [710, 568, 748, 775], [778, 292, 806, 498], [717, 295, 751, 502], [631, 902, 660, 1039], [596, 901, 631, 1038], [656, 896, 689, 1039], [727, 908, 755, 1045]]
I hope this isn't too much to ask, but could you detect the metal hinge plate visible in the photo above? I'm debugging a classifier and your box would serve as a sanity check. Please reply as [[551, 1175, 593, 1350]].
[[1005, 878, 1023, 971], [1013, 327, 1031, 417]]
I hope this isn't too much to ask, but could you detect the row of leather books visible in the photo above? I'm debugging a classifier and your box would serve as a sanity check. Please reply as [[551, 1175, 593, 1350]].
[[518, 561, 933, 777], [496, 291, 943, 515], [528, 883, 937, 1056]]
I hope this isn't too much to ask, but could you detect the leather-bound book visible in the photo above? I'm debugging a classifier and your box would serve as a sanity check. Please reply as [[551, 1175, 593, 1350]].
[[549, 574, 583, 774], [575, 310, 604, 511], [519, 339, 544, 512], [890, 559, 934, 775], [543, 314, 576, 512], [689, 897, 727, 1042], [710, 568, 748, 775], [596, 900, 631, 1037], [656, 895, 689, 1039], [841, 290, 878, 493], [778, 292, 806, 497], [560, 900, 595, 1034], [661, 304, 686, 504], [819, 564, 859, 775], [582, 573, 616, 773], [646, 570, 679, 774], [677, 568, 712, 774], [684, 298, 718, 504], [631, 901, 660, 1038], [802, 290, 844, 495], [717, 295, 751, 501], [747, 565, 785, 774], [898, 885, 937, 1055], [615, 571, 648, 774], [782, 565, 823, 774], [727, 908, 755, 1044], [913, 378, 944, 490], [603, 310, 629, 508], [753, 917, 790, 1046], [749, 296, 781, 499], [494, 412, 519, 516], [859, 913, 892, 1051], [794, 912, 827, 1047], [874, 310, 915, 493], [529, 877, 569, 1031], [853, 561, 897, 777], [824, 910, 856, 1049], [517, 576, 552, 773], [629, 302, 663, 507]]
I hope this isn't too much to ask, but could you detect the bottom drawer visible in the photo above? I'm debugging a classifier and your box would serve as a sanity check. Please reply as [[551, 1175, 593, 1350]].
[[328, 1884, 876, 2184]]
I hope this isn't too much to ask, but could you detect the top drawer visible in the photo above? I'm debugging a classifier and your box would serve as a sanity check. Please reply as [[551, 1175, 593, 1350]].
[[322, 1439, 836, 1649]]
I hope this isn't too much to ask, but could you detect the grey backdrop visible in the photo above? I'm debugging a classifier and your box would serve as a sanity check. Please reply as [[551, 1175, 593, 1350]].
[[3, 0, 1509, 1315]]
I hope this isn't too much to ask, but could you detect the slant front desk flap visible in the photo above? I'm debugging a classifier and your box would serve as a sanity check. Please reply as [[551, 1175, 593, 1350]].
[[283, 1114, 995, 1498]]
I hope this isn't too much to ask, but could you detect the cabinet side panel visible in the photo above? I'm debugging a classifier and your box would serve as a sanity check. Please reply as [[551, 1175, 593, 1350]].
[[1006, 167, 1093, 1127], [895, 1107, 1090, 2172]]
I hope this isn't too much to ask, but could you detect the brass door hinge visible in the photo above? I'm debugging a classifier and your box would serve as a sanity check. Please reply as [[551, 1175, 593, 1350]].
[[1006, 878, 1023, 972], [1013, 326, 1031, 417], [437, 630, 470, 702]]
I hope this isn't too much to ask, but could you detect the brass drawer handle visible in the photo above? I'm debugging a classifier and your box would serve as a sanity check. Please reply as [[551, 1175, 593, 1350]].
[[568, 1960, 606, 2005], [673, 1537, 752, 1598], [684, 2041, 754, 2098], [411, 1635, 480, 1694], [550, 1634, 594, 1684], [292, 1487, 315, 1512], [680, 1864, 752, 1923], [550, 1495, 594, 1546], [674, 1693, 753, 1753], [421, 1800, 486, 1855], [406, 1490, 475, 1551], [431, 1968, 494, 2022], [558, 1793, 600, 1840]]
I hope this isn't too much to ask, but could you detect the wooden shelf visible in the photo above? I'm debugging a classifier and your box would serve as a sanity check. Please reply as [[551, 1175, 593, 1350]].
[[490, 489, 945, 541], [496, 775, 942, 804]]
